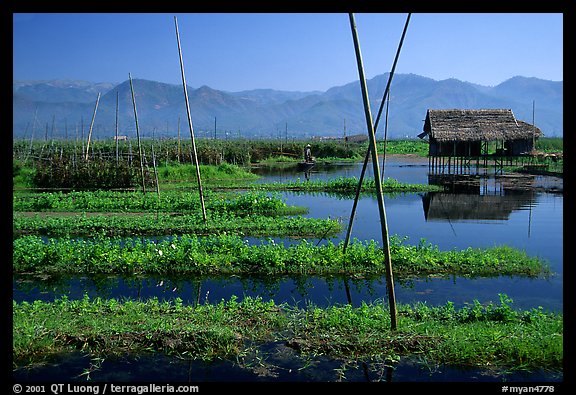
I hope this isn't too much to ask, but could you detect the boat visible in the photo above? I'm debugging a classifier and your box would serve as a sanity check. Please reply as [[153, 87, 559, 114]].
[[297, 160, 316, 171]]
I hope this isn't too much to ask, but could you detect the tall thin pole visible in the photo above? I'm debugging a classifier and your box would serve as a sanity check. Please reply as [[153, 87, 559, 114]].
[[129, 73, 146, 193], [349, 12, 397, 330], [25, 107, 38, 164], [115, 90, 120, 166], [81, 116, 85, 157], [174, 15, 207, 222], [177, 117, 181, 163], [84, 92, 100, 161], [380, 92, 391, 182], [151, 136, 161, 204], [532, 99, 536, 150], [343, 118, 347, 147], [50, 114, 55, 142], [343, 13, 410, 252]]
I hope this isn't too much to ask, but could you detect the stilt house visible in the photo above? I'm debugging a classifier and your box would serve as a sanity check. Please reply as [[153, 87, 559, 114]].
[[418, 109, 543, 157]]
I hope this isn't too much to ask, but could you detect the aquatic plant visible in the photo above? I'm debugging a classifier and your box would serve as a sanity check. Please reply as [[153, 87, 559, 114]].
[[13, 212, 339, 238], [12, 234, 548, 278], [13, 294, 562, 374], [252, 176, 444, 193]]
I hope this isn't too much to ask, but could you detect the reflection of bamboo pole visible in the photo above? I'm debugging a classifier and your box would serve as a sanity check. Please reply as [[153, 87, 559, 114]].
[[174, 15, 207, 222], [85, 92, 100, 161], [129, 73, 146, 193], [349, 12, 397, 330]]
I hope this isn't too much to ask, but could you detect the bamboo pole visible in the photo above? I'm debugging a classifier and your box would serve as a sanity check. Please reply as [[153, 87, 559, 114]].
[[174, 15, 207, 222], [343, 13, 410, 253], [50, 114, 55, 142], [151, 136, 161, 220], [128, 73, 147, 193], [115, 90, 120, 167], [84, 92, 101, 161], [349, 12, 397, 330], [81, 117, 85, 157], [380, 92, 391, 182], [177, 117, 181, 163], [25, 107, 38, 164]]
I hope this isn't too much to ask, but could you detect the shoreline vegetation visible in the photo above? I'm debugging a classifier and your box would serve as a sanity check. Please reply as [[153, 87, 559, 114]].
[[13, 294, 562, 375], [12, 137, 563, 377]]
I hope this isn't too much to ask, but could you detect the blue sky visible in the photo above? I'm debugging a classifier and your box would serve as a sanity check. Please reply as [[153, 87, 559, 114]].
[[12, 13, 563, 92]]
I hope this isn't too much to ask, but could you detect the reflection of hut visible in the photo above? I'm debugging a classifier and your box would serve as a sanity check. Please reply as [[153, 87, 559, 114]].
[[422, 191, 536, 222], [417, 109, 543, 174]]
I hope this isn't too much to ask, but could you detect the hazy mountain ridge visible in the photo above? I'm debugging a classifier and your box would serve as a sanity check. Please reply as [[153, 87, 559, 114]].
[[12, 74, 563, 139]]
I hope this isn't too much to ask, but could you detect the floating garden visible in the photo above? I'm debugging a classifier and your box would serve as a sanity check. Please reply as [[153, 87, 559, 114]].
[[12, 138, 562, 378]]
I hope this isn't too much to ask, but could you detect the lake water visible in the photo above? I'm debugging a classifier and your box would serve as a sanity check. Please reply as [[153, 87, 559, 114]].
[[12, 155, 564, 382]]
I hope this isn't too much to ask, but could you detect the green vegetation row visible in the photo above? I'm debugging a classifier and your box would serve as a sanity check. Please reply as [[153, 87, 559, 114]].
[[13, 137, 562, 168], [13, 212, 341, 239], [13, 294, 563, 375], [13, 159, 260, 190], [13, 190, 299, 216], [13, 182, 439, 216], [13, 234, 549, 278], [13, 138, 367, 168], [12, 177, 443, 216], [256, 176, 444, 193], [14, 157, 441, 195]]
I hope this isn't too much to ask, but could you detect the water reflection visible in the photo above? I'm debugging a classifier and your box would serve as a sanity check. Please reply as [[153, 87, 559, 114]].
[[13, 159, 563, 313], [250, 161, 360, 183], [13, 347, 560, 382], [422, 174, 538, 222], [12, 269, 562, 313], [13, 157, 563, 382]]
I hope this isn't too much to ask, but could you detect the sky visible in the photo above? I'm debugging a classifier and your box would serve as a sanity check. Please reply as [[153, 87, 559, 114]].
[[12, 13, 563, 92]]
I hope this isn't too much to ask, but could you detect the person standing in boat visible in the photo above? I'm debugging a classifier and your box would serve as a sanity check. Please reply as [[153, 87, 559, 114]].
[[304, 144, 312, 163]]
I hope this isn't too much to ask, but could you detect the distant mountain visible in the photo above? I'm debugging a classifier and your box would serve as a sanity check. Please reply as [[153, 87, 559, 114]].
[[12, 74, 563, 140], [13, 80, 117, 103]]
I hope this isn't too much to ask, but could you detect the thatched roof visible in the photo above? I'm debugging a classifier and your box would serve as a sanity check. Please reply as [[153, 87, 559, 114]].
[[419, 109, 543, 142]]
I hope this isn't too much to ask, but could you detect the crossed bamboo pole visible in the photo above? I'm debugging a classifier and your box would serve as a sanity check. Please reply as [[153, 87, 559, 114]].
[[346, 13, 411, 330]]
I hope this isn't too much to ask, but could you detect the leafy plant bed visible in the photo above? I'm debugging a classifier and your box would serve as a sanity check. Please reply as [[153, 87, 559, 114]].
[[13, 294, 562, 375], [252, 176, 444, 193], [13, 212, 341, 238], [13, 234, 549, 278], [13, 190, 300, 217]]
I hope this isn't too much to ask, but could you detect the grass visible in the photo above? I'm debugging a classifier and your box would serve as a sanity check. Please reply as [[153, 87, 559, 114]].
[[13, 294, 562, 375]]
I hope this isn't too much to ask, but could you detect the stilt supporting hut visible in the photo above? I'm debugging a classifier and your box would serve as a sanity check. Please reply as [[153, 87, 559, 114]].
[[418, 109, 543, 175]]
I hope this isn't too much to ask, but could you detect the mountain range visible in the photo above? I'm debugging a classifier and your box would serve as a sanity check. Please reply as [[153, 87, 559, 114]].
[[12, 73, 563, 140]]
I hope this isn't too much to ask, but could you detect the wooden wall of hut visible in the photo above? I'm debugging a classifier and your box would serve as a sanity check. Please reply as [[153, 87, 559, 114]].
[[505, 139, 535, 156], [429, 140, 481, 157]]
